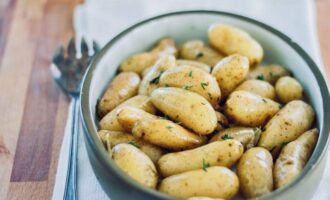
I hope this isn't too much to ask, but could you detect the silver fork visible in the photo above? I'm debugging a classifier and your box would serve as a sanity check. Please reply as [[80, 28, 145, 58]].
[[51, 38, 99, 200]]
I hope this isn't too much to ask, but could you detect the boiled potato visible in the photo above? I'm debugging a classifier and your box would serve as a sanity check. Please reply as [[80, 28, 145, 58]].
[[248, 64, 290, 84], [208, 24, 263, 66], [158, 65, 221, 107], [98, 130, 163, 163], [176, 59, 211, 72], [210, 127, 261, 150], [187, 197, 225, 200], [275, 76, 303, 103], [99, 95, 156, 131], [151, 87, 217, 135], [258, 100, 315, 150], [215, 111, 229, 131], [237, 147, 273, 198], [158, 140, 243, 177], [180, 40, 224, 67], [98, 72, 140, 117], [139, 55, 176, 95], [119, 52, 158, 75], [235, 79, 276, 100], [159, 166, 239, 199], [132, 118, 205, 150], [117, 106, 158, 132], [150, 38, 178, 57], [112, 143, 158, 188], [274, 128, 318, 189], [224, 91, 280, 126], [211, 54, 249, 98]]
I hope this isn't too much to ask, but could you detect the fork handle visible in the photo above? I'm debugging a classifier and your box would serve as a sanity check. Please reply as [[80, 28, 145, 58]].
[[63, 96, 80, 200]]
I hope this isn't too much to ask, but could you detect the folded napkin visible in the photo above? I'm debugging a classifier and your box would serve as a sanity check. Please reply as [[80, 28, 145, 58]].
[[52, 0, 329, 199]]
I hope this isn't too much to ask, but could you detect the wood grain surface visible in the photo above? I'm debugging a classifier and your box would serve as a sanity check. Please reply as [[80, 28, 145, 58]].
[[0, 0, 329, 199]]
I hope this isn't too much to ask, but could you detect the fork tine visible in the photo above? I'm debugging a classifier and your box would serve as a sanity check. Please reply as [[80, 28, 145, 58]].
[[52, 46, 65, 65], [81, 37, 89, 57], [92, 41, 100, 54], [67, 37, 76, 58]]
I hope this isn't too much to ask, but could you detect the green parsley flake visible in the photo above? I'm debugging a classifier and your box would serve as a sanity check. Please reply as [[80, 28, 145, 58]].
[[202, 159, 210, 172], [196, 52, 204, 58], [201, 82, 209, 90], [256, 74, 265, 80], [166, 126, 173, 130], [128, 141, 140, 148], [183, 85, 192, 90], [221, 134, 233, 140], [188, 70, 193, 77]]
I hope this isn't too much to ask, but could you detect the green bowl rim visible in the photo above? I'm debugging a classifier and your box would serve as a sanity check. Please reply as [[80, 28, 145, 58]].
[[80, 10, 330, 199]]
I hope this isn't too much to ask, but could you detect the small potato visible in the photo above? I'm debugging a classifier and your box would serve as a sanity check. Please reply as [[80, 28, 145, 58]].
[[112, 144, 158, 188], [119, 52, 158, 75], [139, 55, 176, 95], [224, 91, 280, 126], [274, 128, 318, 189], [258, 100, 315, 150], [176, 59, 211, 72], [99, 95, 156, 131], [235, 79, 276, 100], [158, 140, 243, 177], [98, 130, 163, 163], [132, 118, 205, 150], [158, 65, 221, 107], [211, 54, 249, 98], [117, 106, 158, 132], [248, 64, 290, 84], [151, 87, 217, 135], [237, 147, 273, 198], [275, 76, 303, 103], [215, 111, 229, 131], [187, 197, 225, 200], [180, 40, 224, 67], [150, 38, 178, 57], [159, 166, 239, 199], [210, 127, 261, 150], [98, 72, 140, 117], [208, 24, 263, 66]]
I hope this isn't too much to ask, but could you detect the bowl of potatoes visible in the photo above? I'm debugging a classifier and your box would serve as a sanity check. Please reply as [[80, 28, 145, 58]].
[[80, 10, 330, 200]]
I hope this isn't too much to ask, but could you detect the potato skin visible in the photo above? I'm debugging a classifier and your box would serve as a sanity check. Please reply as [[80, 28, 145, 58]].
[[235, 79, 276, 100], [150, 87, 217, 135], [99, 95, 156, 131], [187, 197, 225, 200], [275, 76, 303, 103], [139, 55, 176, 95], [180, 40, 224, 67], [274, 128, 318, 189], [248, 64, 290, 84], [224, 91, 280, 126], [158, 140, 243, 177], [211, 54, 249, 98], [158, 166, 239, 199], [98, 72, 140, 117], [258, 100, 315, 150], [159, 65, 221, 107], [117, 106, 157, 132], [208, 24, 263, 66], [112, 143, 158, 188], [98, 130, 163, 163], [210, 127, 261, 150], [132, 118, 205, 150], [150, 38, 178, 57], [237, 147, 273, 198], [176, 59, 211, 73], [119, 53, 158, 75]]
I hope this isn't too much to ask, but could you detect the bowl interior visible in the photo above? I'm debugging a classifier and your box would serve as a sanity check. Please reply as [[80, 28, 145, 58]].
[[82, 11, 328, 199]]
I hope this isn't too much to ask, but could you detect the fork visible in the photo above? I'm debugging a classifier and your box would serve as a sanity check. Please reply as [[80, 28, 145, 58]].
[[51, 38, 99, 200]]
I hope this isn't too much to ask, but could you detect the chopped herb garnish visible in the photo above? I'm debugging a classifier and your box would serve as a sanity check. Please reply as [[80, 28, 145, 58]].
[[282, 141, 290, 146], [166, 125, 173, 130], [208, 92, 212, 99], [164, 84, 169, 87], [128, 141, 140, 148], [196, 52, 204, 58], [270, 72, 280, 79], [262, 98, 267, 103], [183, 85, 192, 90], [188, 70, 193, 77], [221, 134, 233, 140], [149, 70, 164, 84], [202, 159, 210, 172], [176, 121, 182, 125], [256, 74, 265, 80], [162, 114, 170, 120], [200, 82, 209, 90]]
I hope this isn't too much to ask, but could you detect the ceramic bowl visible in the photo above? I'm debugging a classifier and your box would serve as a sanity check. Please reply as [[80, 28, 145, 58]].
[[80, 10, 330, 200]]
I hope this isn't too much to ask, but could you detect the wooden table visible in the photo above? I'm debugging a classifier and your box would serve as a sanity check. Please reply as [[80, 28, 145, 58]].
[[0, 0, 329, 199]]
